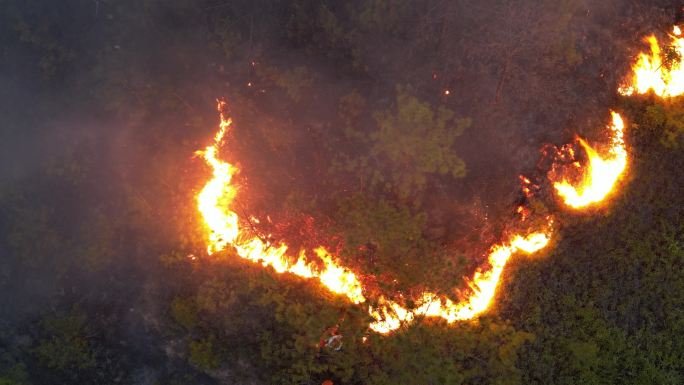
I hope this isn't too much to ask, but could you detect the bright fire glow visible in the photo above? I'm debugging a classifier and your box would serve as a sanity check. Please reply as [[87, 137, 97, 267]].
[[196, 100, 366, 304], [619, 26, 684, 97], [189, 24, 684, 336], [553, 111, 627, 209], [368, 225, 552, 333], [195, 94, 635, 333], [195, 101, 557, 333]]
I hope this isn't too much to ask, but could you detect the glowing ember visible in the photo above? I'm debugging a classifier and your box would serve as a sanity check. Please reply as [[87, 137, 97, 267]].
[[196, 90, 636, 334], [552, 111, 627, 209], [195, 101, 558, 333], [619, 26, 684, 97], [368, 224, 553, 333], [196, 100, 366, 304], [188, 25, 684, 336]]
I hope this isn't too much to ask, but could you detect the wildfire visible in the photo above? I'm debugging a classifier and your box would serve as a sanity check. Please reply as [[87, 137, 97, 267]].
[[368, 224, 553, 333], [194, 100, 627, 333], [196, 105, 238, 254], [195, 101, 558, 333], [196, 100, 366, 304], [619, 26, 684, 97], [552, 111, 627, 209], [187, 25, 684, 336]]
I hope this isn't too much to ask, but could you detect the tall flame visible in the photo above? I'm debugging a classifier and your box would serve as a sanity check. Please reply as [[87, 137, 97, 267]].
[[553, 111, 627, 209], [619, 26, 684, 97], [196, 104, 239, 254], [196, 100, 366, 304]]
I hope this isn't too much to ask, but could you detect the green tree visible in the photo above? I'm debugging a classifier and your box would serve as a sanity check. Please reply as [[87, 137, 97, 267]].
[[371, 87, 469, 200], [0, 359, 31, 385], [336, 87, 469, 202], [334, 194, 447, 293], [34, 309, 96, 371], [188, 337, 222, 371]]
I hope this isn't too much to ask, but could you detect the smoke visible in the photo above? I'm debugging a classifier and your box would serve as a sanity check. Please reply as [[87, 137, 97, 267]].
[[0, 0, 677, 381]]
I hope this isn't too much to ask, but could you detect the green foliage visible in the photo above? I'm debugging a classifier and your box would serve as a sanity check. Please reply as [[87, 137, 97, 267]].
[[188, 337, 222, 371], [74, 211, 116, 271], [354, 320, 533, 385], [501, 100, 684, 385], [195, 278, 238, 314], [334, 194, 443, 291], [332, 87, 470, 204], [542, 0, 584, 67], [643, 103, 684, 148], [34, 309, 96, 371], [553, 31, 583, 66], [162, 258, 362, 383], [3, 1, 684, 384], [370, 87, 469, 199], [0, 359, 31, 385], [171, 296, 198, 330]]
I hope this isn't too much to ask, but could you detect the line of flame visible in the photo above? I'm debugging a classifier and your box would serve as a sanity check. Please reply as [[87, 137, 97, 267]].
[[191, 24, 684, 333], [367, 226, 552, 333], [195, 101, 557, 333], [197, 101, 367, 304]]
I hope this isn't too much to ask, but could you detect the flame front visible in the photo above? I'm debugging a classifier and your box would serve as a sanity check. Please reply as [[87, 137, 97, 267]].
[[196, 101, 366, 304], [188, 25, 684, 335], [195, 101, 557, 333], [368, 225, 552, 333], [552, 111, 627, 209], [619, 26, 684, 97], [195, 102, 625, 334]]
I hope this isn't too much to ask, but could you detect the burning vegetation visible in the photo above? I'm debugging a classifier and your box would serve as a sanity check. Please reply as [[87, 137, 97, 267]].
[[197, 100, 367, 305], [194, 20, 684, 336], [195, 71, 636, 333], [549, 111, 628, 209], [619, 26, 684, 97], [4, 2, 684, 384]]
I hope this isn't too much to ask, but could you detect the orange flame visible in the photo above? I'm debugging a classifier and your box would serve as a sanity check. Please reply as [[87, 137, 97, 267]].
[[368, 224, 553, 333], [196, 101, 366, 304], [619, 26, 684, 97], [190, 22, 674, 336], [195, 101, 557, 333], [553, 111, 627, 209], [196, 103, 239, 254]]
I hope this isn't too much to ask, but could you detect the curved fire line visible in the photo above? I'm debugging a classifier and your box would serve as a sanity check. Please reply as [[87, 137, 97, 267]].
[[192, 24, 684, 333]]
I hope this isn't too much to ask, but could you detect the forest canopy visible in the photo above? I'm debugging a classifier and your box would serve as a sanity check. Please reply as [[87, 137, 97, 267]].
[[0, 1, 682, 384]]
